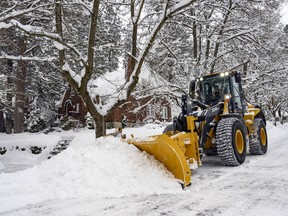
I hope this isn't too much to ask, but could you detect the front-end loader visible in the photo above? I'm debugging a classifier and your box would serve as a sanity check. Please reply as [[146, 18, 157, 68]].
[[126, 71, 268, 188]]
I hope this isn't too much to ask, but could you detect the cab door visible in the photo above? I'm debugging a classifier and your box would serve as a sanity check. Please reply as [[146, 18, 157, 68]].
[[230, 75, 246, 114]]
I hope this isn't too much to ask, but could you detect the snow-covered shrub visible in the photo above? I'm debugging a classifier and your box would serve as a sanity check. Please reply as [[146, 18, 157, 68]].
[[154, 120, 161, 124], [25, 109, 48, 133], [85, 113, 95, 129]]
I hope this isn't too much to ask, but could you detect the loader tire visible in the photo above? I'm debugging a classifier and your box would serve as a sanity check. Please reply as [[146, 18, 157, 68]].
[[203, 147, 218, 156], [249, 118, 268, 155], [216, 117, 247, 166]]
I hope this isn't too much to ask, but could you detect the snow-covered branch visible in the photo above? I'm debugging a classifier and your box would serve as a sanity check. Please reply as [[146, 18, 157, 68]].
[[0, 1, 49, 23], [90, 0, 197, 117], [221, 28, 257, 43], [0, 52, 57, 62], [8, 19, 87, 67]]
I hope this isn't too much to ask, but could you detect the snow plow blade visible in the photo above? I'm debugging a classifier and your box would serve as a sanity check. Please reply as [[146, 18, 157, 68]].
[[127, 134, 192, 188]]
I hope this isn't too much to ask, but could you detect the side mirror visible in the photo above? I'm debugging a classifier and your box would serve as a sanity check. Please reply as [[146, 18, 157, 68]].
[[189, 80, 196, 99], [235, 72, 241, 83], [181, 94, 193, 115]]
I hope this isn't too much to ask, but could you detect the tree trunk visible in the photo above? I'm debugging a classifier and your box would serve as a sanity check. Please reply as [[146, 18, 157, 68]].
[[0, 111, 4, 132], [94, 115, 106, 138], [203, 10, 213, 72], [126, 1, 138, 82], [14, 36, 27, 133], [55, 0, 65, 68], [81, 90, 106, 137], [272, 112, 277, 126], [5, 118, 13, 134], [270, 97, 277, 126], [278, 108, 284, 124], [5, 60, 13, 134], [198, 25, 202, 66], [192, 9, 197, 61], [281, 110, 286, 125], [242, 61, 248, 86]]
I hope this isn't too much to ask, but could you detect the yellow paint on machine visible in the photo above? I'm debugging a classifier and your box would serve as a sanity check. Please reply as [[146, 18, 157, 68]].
[[127, 116, 201, 188], [127, 134, 191, 187]]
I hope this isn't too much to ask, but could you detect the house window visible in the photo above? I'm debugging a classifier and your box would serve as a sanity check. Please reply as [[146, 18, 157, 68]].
[[148, 105, 155, 117], [64, 100, 72, 115], [162, 107, 168, 119], [76, 103, 80, 113]]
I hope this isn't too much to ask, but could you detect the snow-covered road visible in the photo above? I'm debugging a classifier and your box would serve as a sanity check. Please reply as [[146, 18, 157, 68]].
[[1, 123, 288, 216]]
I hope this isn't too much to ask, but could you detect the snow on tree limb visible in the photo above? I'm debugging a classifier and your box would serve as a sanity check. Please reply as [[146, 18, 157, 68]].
[[221, 28, 257, 43], [0, 52, 57, 62], [62, 62, 81, 87], [6, 19, 87, 68], [97, 0, 197, 114], [0, 0, 48, 23], [0, 22, 13, 30]]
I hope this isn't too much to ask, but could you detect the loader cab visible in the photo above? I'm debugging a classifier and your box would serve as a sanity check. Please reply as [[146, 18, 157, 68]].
[[189, 71, 246, 114], [190, 72, 231, 106], [229, 72, 247, 114]]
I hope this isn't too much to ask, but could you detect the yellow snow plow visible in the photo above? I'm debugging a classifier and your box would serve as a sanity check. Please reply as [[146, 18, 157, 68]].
[[124, 71, 268, 188], [127, 116, 201, 188]]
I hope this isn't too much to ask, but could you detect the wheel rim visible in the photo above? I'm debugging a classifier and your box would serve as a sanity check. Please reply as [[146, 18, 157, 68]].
[[235, 129, 244, 154], [260, 128, 267, 146]]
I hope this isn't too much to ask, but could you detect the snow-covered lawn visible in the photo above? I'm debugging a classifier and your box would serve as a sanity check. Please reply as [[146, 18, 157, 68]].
[[0, 122, 288, 215]]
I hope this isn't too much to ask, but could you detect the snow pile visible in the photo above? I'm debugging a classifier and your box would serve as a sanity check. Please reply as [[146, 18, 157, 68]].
[[266, 122, 287, 140], [0, 133, 61, 148], [121, 123, 167, 138], [41, 134, 179, 198], [0, 160, 5, 170], [0, 132, 180, 212], [0, 133, 62, 166]]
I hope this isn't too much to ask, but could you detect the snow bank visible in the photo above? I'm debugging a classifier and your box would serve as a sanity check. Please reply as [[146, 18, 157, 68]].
[[121, 123, 168, 138], [0, 133, 62, 166], [266, 122, 288, 140], [0, 132, 181, 212], [41, 135, 180, 198], [0, 133, 61, 148], [0, 160, 5, 170]]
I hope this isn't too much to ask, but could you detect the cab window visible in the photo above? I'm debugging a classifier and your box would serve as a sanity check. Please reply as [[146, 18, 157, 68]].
[[231, 76, 243, 113]]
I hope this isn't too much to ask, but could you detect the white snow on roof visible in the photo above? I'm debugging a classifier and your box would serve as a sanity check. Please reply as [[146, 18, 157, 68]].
[[89, 64, 163, 98], [87, 63, 168, 115]]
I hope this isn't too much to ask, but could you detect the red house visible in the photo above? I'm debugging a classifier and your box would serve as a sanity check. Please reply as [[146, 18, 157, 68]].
[[58, 64, 172, 128], [58, 86, 88, 127], [58, 87, 172, 128], [105, 95, 172, 128]]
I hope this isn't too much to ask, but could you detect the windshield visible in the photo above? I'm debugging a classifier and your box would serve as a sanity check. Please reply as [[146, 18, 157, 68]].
[[199, 75, 230, 106]]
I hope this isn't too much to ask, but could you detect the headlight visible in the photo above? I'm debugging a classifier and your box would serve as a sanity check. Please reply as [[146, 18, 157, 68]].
[[221, 72, 229, 77], [224, 94, 231, 100]]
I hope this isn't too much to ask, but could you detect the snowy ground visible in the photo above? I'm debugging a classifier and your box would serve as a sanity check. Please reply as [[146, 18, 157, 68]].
[[0, 122, 288, 216]]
